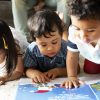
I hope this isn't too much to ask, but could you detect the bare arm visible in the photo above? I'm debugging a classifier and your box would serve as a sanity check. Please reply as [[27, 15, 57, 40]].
[[61, 50, 84, 88], [67, 50, 79, 78], [56, 67, 67, 77], [6, 56, 24, 81], [0, 56, 24, 85]]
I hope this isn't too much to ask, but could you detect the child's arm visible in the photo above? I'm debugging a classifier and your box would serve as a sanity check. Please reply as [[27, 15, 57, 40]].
[[6, 56, 24, 81], [0, 56, 23, 85], [44, 67, 67, 79], [61, 50, 84, 88], [26, 68, 50, 83]]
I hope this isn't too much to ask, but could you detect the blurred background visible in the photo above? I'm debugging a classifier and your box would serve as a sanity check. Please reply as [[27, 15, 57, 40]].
[[0, 0, 13, 26]]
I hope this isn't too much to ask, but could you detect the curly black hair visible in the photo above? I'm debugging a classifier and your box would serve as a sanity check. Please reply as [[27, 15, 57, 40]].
[[67, 0, 100, 19]]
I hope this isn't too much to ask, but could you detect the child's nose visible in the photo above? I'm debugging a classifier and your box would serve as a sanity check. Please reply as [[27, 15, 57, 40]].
[[47, 45, 53, 51]]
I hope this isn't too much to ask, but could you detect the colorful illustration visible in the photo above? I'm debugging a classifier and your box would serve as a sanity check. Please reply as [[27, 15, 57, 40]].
[[34, 83, 60, 93], [15, 82, 100, 100], [90, 82, 100, 99], [91, 83, 100, 91]]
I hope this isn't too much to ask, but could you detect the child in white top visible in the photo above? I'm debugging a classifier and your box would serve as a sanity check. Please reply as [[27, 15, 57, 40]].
[[0, 20, 24, 85], [62, 0, 100, 88]]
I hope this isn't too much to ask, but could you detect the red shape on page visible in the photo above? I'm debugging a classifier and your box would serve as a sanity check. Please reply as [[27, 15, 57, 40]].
[[34, 90, 49, 93]]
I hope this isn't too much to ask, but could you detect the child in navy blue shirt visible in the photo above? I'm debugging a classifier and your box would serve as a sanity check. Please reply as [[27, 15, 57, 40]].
[[24, 10, 68, 83]]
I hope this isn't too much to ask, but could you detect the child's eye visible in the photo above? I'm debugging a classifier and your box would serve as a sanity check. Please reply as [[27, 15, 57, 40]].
[[41, 44, 47, 47], [52, 41, 57, 44], [87, 29, 96, 32], [75, 28, 80, 31]]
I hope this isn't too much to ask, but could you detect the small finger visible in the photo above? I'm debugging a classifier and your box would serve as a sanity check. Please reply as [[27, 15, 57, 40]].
[[72, 81, 79, 88], [44, 75, 50, 82], [68, 81, 73, 89], [47, 73, 53, 78], [44, 72, 49, 77], [65, 82, 69, 88], [32, 79, 35, 83], [60, 82, 66, 87], [40, 75, 48, 83], [51, 74, 56, 80], [33, 77, 39, 83]]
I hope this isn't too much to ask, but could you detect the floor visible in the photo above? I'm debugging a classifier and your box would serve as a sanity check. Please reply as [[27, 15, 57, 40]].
[[0, 1, 13, 26]]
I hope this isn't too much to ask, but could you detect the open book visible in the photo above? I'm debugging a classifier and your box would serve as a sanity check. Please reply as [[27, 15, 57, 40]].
[[15, 78, 100, 100]]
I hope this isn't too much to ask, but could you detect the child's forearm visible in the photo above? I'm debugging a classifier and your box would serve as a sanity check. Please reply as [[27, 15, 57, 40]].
[[67, 51, 79, 78], [5, 71, 23, 81], [57, 68, 67, 77]]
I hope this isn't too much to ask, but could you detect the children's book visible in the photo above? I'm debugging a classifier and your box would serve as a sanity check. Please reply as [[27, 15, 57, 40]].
[[15, 78, 100, 100]]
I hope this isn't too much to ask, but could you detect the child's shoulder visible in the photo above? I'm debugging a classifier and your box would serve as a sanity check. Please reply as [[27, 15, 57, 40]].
[[61, 40, 67, 47], [28, 42, 38, 51], [60, 40, 68, 54]]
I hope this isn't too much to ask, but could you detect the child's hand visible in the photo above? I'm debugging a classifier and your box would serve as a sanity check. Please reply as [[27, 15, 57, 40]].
[[61, 77, 84, 88], [0, 77, 6, 85], [31, 70, 50, 83], [44, 68, 60, 79]]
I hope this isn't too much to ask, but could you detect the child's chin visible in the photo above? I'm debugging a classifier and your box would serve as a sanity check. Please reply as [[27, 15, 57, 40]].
[[46, 54, 56, 58]]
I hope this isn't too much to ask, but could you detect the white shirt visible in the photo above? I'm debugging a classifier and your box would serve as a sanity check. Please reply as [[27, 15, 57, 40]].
[[67, 26, 100, 64], [0, 57, 7, 77]]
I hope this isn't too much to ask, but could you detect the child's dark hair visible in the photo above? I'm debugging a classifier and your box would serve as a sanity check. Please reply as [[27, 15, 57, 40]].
[[67, 0, 100, 19], [0, 20, 18, 75], [27, 9, 64, 41]]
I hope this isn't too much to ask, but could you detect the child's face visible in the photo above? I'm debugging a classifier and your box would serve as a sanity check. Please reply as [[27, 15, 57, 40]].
[[35, 31, 62, 57], [71, 16, 100, 43]]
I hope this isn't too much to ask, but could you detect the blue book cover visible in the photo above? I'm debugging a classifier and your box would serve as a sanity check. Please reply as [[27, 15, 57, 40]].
[[15, 80, 100, 100]]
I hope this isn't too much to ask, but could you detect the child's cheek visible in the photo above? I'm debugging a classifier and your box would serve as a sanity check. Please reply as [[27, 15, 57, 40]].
[[39, 48, 46, 55], [75, 31, 80, 39]]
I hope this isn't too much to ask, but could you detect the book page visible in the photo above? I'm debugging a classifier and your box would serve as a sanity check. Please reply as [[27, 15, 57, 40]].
[[15, 78, 98, 100]]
